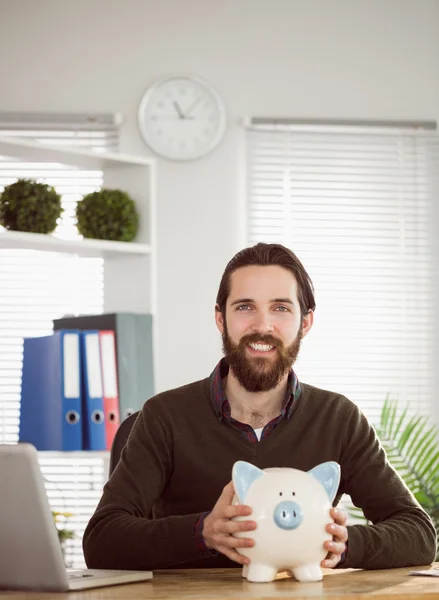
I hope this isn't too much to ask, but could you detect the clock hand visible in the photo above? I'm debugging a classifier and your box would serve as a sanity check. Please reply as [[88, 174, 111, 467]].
[[173, 101, 185, 119], [172, 101, 195, 120], [184, 97, 202, 117]]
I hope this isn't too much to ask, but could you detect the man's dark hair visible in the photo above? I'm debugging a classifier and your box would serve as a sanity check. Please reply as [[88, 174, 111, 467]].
[[215, 242, 316, 319]]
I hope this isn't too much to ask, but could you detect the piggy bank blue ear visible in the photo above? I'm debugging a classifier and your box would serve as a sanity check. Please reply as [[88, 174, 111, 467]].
[[232, 461, 264, 503], [308, 461, 340, 502]]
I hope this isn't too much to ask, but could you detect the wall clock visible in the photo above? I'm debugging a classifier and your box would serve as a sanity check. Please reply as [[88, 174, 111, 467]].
[[138, 75, 226, 161]]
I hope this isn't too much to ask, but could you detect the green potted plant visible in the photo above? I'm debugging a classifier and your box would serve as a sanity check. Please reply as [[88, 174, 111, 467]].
[[76, 188, 139, 242], [0, 178, 63, 233], [347, 397, 439, 557]]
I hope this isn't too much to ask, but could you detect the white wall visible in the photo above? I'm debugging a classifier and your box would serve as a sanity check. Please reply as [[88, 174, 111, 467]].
[[0, 0, 438, 392]]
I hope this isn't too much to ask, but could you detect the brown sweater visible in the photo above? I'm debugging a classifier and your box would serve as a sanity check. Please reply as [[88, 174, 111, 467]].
[[83, 378, 437, 571]]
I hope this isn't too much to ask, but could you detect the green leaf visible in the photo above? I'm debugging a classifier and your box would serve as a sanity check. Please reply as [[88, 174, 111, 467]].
[[404, 417, 430, 459], [392, 406, 409, 440], [398, 416, 423, 452], [413, 429, 439, 473], [418, 450, 439, 481], [380, 394, 391, 433]]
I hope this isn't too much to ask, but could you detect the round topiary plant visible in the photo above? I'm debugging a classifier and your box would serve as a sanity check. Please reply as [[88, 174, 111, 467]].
[[76, 189, 139, 242], [0, 178, 63, 234]]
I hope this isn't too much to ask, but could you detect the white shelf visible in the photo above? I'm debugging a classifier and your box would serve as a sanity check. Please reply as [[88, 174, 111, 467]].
[[0, 136, 155, 170], [0, 134, 157, 333], [0, 229, 151, 258]]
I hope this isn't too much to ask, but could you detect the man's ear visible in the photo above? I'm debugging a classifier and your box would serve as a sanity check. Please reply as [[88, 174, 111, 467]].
[[215, 304, 225, 334], [301, 310, 314, 339]]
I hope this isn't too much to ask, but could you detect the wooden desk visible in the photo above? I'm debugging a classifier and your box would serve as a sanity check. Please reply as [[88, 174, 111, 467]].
[[1, 565, 439, 600]]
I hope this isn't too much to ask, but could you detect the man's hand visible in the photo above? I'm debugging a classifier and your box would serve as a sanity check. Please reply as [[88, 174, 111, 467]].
[[321, 507, 348, 568], [202, 481, 256, 565]]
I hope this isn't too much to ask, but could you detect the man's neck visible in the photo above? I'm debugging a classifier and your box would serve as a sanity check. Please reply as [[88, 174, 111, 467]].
[[224, 369, 289, 429]]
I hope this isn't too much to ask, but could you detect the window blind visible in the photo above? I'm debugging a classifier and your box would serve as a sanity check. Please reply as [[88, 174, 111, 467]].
[[246, 123, 437, 425], [0, 113, 120, 567]]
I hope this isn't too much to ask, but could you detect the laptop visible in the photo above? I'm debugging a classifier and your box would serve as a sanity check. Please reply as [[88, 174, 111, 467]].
[[0, 443, 153, 591]]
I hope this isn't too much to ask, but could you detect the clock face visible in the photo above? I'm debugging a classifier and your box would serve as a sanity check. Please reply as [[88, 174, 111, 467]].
[[138, 76, 226, 161]]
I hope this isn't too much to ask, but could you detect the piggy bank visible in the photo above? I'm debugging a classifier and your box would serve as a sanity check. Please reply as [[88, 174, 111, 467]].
[[232, 460, 341, 583]]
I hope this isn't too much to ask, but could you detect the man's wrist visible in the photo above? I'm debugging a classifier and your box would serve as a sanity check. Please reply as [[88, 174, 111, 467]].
[[194, 511, 218, 555], [336, 541, 348, 567]]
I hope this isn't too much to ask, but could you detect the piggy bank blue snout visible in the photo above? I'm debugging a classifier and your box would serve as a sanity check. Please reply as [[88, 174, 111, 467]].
[[273, 500, 303, 530]]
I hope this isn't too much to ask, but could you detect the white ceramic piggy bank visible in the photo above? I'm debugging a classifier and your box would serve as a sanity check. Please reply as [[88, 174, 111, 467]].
[[232, 460, 341, 583]]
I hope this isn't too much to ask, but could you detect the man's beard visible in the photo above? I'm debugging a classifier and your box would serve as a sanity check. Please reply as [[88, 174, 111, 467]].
[[222, 322, 302, 393]]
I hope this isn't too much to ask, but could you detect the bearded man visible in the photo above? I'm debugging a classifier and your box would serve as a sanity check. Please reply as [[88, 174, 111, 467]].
[[83, 243, 436, 572]]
